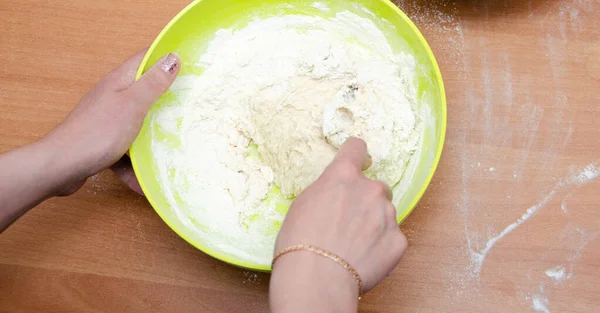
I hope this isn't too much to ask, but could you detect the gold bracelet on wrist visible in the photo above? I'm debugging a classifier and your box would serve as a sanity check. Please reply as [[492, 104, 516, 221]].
[[272, 244, 364, 298]]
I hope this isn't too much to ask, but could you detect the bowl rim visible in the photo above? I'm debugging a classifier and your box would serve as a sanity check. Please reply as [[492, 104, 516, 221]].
[[130, 0, 447, 271]]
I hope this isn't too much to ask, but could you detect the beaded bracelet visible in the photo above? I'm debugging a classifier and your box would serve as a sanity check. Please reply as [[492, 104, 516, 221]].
[[272, 244, 364, 298]]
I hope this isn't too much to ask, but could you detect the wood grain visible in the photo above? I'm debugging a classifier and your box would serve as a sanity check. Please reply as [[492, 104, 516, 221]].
[[1, 0, 599, 312]]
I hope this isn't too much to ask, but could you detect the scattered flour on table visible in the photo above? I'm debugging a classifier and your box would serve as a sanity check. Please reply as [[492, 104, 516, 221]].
[[531, 286, 551, 313], [545, 265, 567, 281], [400, 1, 598, 312], [529, 227, 599, 312], [468, 161, 600, 276], [151, 10, 420, 265]]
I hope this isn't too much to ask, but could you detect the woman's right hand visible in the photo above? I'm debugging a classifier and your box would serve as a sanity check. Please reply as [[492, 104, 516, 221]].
[[270, 137, 408, 313]]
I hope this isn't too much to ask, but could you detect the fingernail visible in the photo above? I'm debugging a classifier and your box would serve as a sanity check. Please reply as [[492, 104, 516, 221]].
[[160, 53, 180, 74], [362, 153, 373, 171]]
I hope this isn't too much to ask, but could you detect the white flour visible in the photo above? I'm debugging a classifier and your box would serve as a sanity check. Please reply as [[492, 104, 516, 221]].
[[545, 265, 567, 281], [151, 10, 420, 265], [469, 161, 600, 276], [532, 287, 551, 313]]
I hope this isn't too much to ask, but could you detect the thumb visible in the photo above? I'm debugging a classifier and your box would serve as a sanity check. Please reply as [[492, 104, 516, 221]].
[[123, 52, 181, 112], [332, 137, 372, 171]]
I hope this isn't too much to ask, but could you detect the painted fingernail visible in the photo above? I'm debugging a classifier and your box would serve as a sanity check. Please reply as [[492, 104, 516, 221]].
[[160, 53, 180, 74]]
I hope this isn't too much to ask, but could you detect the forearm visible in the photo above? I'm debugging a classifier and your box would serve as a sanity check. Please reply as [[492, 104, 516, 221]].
[[270, 251, 359, 313], [0, 136, 83, 231]]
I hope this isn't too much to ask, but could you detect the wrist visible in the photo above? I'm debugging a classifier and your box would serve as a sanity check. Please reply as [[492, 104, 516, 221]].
[[38, 133, 90, 195], [270, 250, 359, 313], [43, 124, 99, 179]]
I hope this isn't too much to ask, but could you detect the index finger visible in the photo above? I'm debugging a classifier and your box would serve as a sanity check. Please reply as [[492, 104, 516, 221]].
[[333, 137, 371, 171], [100, 48, 149, 91]]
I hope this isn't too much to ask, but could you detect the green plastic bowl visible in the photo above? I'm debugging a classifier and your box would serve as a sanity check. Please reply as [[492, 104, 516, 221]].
[[130, 0, 446, 271]]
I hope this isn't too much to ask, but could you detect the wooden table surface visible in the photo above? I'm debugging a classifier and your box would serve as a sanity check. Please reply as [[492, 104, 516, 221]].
[[1, 0, 599, 312]]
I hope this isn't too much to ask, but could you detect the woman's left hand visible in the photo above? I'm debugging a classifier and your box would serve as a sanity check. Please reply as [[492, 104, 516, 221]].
[[49, 50, 181, 195], [0, 49, 180, 231]]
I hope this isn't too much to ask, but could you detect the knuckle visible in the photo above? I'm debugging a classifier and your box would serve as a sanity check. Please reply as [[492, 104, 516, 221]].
[[144, 70, 169, 92], [98, 72, 115, 88], [365, 216, 384, 234], [393, 231, 408, 256], [386, 204, 398, 221], [369, 181, 388, 197], [331, 160, 360, 181]]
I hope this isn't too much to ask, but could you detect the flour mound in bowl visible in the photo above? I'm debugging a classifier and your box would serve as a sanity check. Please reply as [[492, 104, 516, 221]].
[[151, 11, 420, 265]]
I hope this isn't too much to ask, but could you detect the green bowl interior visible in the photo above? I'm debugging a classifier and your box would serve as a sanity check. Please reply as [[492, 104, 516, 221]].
[[130, 0, 446, 270]]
